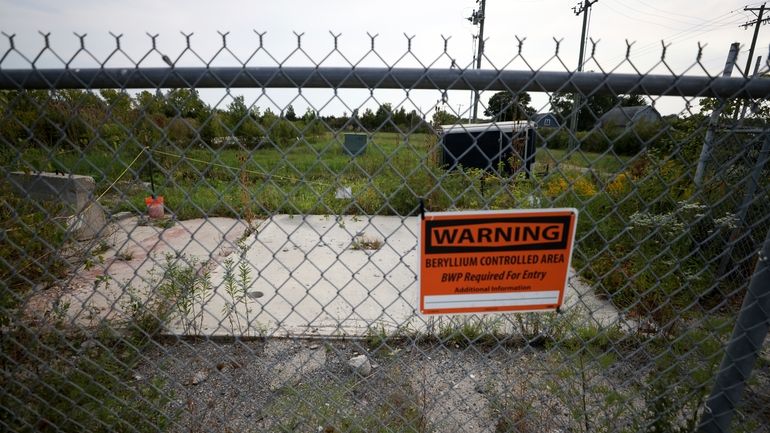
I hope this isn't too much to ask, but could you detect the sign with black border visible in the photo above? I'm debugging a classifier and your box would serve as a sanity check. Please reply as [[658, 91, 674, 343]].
[[418, 208, 578, 315]]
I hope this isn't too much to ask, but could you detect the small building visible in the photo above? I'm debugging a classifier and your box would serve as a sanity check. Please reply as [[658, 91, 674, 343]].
[[596, 105, 662, 128], [532, 113, 560, 128], [438, 121, 536, 176]]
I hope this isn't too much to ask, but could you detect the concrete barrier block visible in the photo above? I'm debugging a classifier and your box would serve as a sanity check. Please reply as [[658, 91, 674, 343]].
[[8, 171, 107, 240]]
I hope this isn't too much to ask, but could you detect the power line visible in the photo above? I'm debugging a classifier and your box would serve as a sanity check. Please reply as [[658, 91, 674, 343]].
[[605, 1, 743, 31], [613, 0, 725, 28], [624, 0, 720, 22], [604, 10, 743, 64]]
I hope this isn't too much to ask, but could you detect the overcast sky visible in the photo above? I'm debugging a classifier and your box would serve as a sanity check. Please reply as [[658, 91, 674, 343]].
[[1, 0, 768, 117]]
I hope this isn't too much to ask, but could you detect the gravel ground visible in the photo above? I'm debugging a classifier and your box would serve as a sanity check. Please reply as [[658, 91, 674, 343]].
[[134, 336, 770, 433]]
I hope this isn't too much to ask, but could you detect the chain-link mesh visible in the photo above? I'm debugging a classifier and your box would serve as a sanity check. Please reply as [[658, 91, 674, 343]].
[[1, 33, 769, 433]]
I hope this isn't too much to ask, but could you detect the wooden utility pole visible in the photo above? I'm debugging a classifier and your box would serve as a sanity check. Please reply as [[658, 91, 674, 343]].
[[469, 0, 487, 122], [735, 3, 769, 119], [740, 3, 768, 77], [574, 0, 597, 73], [568, 0, 598, 149]]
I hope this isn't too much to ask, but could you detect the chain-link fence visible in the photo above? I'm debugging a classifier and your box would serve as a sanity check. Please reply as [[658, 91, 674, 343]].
[[1, 33, 769, 433]]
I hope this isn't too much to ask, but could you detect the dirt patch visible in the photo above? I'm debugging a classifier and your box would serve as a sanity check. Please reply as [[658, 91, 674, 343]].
[[129, 336, 770, 433]]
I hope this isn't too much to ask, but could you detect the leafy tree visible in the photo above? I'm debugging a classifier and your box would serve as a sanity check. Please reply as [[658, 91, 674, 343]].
[[226, 96, 261, 142], [0, 90, 53, 146], [226, 96, 249, 131], [49, 90, 105, 147], [261, 107, 277, 125], [164, 89, 208, 120], [300, 107, 324, 139], [260, 107, 295, 148], [100, 89, 134, 123], [484, 91, 535, 121], [620, 94, 647, 107], [360, 108, 377, 131], [699, 97, 769, 123], [301, 107, 316, 123], [431, 107, 458, 126], [405, 109, 427, 132], [99, 89, 136, 148], [374, 103, 394, 129], [284, 104, 297, 121], [392, 106, 408, 128], [135, 90, 166, 116], [550, 93, 647, 131], [200, 111, 227, 143]]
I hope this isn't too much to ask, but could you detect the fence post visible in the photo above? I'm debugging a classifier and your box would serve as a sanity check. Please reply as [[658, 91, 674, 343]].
[[698, 224, 770, 433], [715, 131, 770, 280], [694, 42, 739, 191]]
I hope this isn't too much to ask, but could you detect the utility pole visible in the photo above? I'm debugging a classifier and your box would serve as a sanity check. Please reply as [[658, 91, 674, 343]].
[[734, 2, 769, 119], [740, 3, 768, 78], [470, 34, 478, 123], [574, 0, 597, 74], [568, 0, 598, 149], [468, 0, 487, 122]]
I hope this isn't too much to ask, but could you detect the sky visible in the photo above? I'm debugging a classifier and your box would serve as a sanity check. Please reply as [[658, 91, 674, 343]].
[[1, 0, 768, 118]]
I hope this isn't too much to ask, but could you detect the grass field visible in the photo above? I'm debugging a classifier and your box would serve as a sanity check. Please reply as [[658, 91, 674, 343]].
[[5, 132, 628, 219], [535, 147, 632, 174]]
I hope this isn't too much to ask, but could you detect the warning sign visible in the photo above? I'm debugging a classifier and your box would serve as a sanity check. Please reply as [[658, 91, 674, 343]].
[[419, 208, 578, 315]]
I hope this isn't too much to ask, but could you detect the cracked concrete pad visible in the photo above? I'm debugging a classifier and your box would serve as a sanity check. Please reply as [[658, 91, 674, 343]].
[[49, 214, 627, 337]]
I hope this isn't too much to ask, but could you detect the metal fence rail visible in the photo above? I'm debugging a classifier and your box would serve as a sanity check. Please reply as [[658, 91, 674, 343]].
[[4, 67, 770, 97], [1, 33, 769, 433]]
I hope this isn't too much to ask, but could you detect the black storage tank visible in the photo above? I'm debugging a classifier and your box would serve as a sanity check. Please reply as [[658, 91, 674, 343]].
[[439, 121, 536, 176]]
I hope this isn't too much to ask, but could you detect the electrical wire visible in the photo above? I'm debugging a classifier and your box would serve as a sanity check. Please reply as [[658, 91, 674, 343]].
[[602, 9, 745, 63], [613, 0, 746, 29]]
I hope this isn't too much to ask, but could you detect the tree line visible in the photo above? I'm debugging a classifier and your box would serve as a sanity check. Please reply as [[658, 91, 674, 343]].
[[483, 90, 648, 130], [2, 88, 765, 151], [0, 89, 440, 150]]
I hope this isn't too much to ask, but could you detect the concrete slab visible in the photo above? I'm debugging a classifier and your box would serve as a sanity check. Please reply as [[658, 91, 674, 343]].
[[58, 216, 252, 326], [50, 214, 626, 337]]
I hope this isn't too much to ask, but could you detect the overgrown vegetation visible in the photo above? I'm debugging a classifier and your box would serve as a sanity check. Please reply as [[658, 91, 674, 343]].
[[0, 189, 69, 325], [221, 239, 255, 336], [153, 253, 214, 335], [1, 87, 768, 432], [0, 241, 186, 432], [538, 122, 665, 156], [0, 318, 173, 432]]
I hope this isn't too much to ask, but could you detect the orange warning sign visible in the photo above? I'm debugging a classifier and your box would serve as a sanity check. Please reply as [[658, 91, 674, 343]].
[[419, 208, 578, 315]]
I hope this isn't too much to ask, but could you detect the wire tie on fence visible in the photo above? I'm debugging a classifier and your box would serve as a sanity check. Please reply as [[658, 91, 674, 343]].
[[419, 198, 425, 220]]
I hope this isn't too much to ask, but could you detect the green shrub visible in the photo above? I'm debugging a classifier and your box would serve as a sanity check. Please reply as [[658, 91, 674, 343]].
[[0, 190, 68, 326], [263, 117, 297, 149], [538, 122, 667, 156], [0, 326, 172, 433]]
